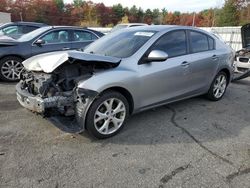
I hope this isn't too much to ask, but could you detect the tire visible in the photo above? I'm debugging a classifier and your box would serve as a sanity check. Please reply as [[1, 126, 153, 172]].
[[0, 56, 23, 82], [85, 91, 129, 139], [206, 71, 228, 101]]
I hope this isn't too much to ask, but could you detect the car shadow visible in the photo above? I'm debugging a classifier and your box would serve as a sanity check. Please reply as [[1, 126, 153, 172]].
[[77, 86, 249, 146]]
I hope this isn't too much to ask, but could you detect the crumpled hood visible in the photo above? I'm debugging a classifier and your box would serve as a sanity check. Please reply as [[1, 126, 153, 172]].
[[22, 50, 121, 73]]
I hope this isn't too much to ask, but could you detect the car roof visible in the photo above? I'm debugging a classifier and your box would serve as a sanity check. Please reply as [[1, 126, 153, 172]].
[[40, 26, 104, 37], [118, 23, 148, 26], [125, 25, 211, 34], [4, 22, 47, 26]]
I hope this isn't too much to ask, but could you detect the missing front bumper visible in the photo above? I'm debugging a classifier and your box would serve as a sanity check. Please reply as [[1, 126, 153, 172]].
[[16, 83, 45, 113], [16, 83, 74, 113]]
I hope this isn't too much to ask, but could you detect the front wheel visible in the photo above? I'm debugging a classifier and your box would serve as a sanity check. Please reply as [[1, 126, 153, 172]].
[[85, 91, 129, 139], [0, 56, 23, 82], [206, 72, 228, 101]]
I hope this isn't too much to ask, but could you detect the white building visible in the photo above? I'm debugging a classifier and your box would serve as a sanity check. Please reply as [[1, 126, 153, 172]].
[[200, 27, 242, 51], [0, 12, 11, 24]]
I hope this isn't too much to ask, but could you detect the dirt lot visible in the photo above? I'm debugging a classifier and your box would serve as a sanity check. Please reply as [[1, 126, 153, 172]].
[[0, 78, 250, 188]]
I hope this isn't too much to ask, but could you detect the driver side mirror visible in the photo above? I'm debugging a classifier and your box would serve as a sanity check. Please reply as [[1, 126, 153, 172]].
[[143, 50, 168, 63], [34, 39, 45, 46]]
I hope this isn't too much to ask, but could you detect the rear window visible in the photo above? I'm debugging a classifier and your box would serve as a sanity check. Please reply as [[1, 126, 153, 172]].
[[190, 31, 209, 53], [208, 37, 215, 50], [22, 26, 39, 33]]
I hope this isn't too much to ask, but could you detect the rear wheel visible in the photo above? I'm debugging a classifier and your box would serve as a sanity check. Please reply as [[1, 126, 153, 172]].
[[206, 72, 228, 101], [85, 91, 129, 139], [0, 56, 23, 82]]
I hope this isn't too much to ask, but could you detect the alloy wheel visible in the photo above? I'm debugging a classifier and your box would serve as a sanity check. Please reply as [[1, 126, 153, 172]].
[[213, 74, 227, 99], [1, 60, 23, 81], [94, 98, 126, 135]]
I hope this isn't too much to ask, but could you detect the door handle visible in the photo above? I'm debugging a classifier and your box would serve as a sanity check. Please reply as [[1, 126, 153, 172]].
[[212, 55, 218, 61], [62, 47, 70, 50], [181, 61, 190, 67]]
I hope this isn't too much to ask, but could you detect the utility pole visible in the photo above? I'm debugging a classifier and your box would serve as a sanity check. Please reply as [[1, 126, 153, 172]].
[[192, 13, 196, 27], [20, 12, 23, 22]]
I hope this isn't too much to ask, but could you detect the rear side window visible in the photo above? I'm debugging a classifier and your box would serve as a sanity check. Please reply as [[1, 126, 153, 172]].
[[208, 37, 215, 50], [152, 30, 187, 58], [190, 31, 209, 53], [73, 30, 98, 41]]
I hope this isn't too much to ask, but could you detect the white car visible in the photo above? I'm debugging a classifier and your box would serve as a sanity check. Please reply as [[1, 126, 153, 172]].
[[234, 48, 250, 73], [234, 23, 250, 73], [110, 23, 148, 33]]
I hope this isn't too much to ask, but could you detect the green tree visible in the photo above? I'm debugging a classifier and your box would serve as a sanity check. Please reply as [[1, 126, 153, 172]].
[[152, 8, 161, 24], [128, 5, 138, 22], [73, 0, 85, 7], [54, 0, 64, 11], [112, 4, 124, 24], [144, 9, 153, 24], [217, 0, 239, 26], [137, 7, 144, 22]]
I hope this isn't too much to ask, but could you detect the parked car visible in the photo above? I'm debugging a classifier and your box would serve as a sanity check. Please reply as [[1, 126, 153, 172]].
[[110, 23, 148, 33], [0, 26, 104, 81], [234, 23, 250, 73], [0, 22, 47, 39], [16, 26, 234, 139]]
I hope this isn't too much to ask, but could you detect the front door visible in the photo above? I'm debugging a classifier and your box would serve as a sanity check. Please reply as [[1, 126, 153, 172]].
[[138, 30, 193, 108], [31, 29, 72, 56]]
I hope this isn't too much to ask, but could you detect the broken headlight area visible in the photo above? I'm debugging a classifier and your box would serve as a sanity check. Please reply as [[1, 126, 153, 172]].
[[17, 62, 98, 116]]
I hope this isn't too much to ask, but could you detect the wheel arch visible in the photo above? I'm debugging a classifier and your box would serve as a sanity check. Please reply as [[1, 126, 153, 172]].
[[0, 54, 25, 61], [101, 86, 134, 115], [219, 68, 231, 84]]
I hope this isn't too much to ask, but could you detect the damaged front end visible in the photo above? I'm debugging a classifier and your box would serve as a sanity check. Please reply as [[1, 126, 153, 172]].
[[16, 51, 120, 129]]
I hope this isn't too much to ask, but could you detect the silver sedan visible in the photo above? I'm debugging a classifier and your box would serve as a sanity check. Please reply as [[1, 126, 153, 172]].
[[16, 25, 234, 138]]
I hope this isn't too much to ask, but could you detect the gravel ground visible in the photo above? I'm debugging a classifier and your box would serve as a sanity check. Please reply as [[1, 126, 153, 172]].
[[0, 78, 250, 188]]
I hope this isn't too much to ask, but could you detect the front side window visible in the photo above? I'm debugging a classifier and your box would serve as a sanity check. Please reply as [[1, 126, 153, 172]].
[[152, 30, 187, 58], [73, 30, 97, 41], [190, 31, 209, 53], [41, 30, 69, 44]]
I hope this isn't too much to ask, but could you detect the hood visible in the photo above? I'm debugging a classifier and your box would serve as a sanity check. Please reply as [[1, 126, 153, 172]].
[[241, 23, 250, 48], [22, 50, 121, 73]]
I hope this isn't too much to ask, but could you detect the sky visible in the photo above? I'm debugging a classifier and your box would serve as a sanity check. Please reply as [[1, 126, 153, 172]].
[[63, 0, 224, 12]]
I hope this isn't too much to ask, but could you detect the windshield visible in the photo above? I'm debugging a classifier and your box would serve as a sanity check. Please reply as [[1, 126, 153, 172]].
[[84, 30, 157, 58], [18, 27, 50, 42]]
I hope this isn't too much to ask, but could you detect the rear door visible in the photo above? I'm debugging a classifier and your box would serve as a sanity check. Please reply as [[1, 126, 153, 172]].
[[31, 29, 72, 56], [188, 30, 219, 90], [71, 29, 99, 50]]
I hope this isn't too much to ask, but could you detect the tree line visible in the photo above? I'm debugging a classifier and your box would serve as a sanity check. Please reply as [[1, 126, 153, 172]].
[[0, 0, 248, 27]]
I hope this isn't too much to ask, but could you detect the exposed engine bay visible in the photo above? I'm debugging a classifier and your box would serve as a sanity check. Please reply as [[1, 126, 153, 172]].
[[20, 63, 93, 98]]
